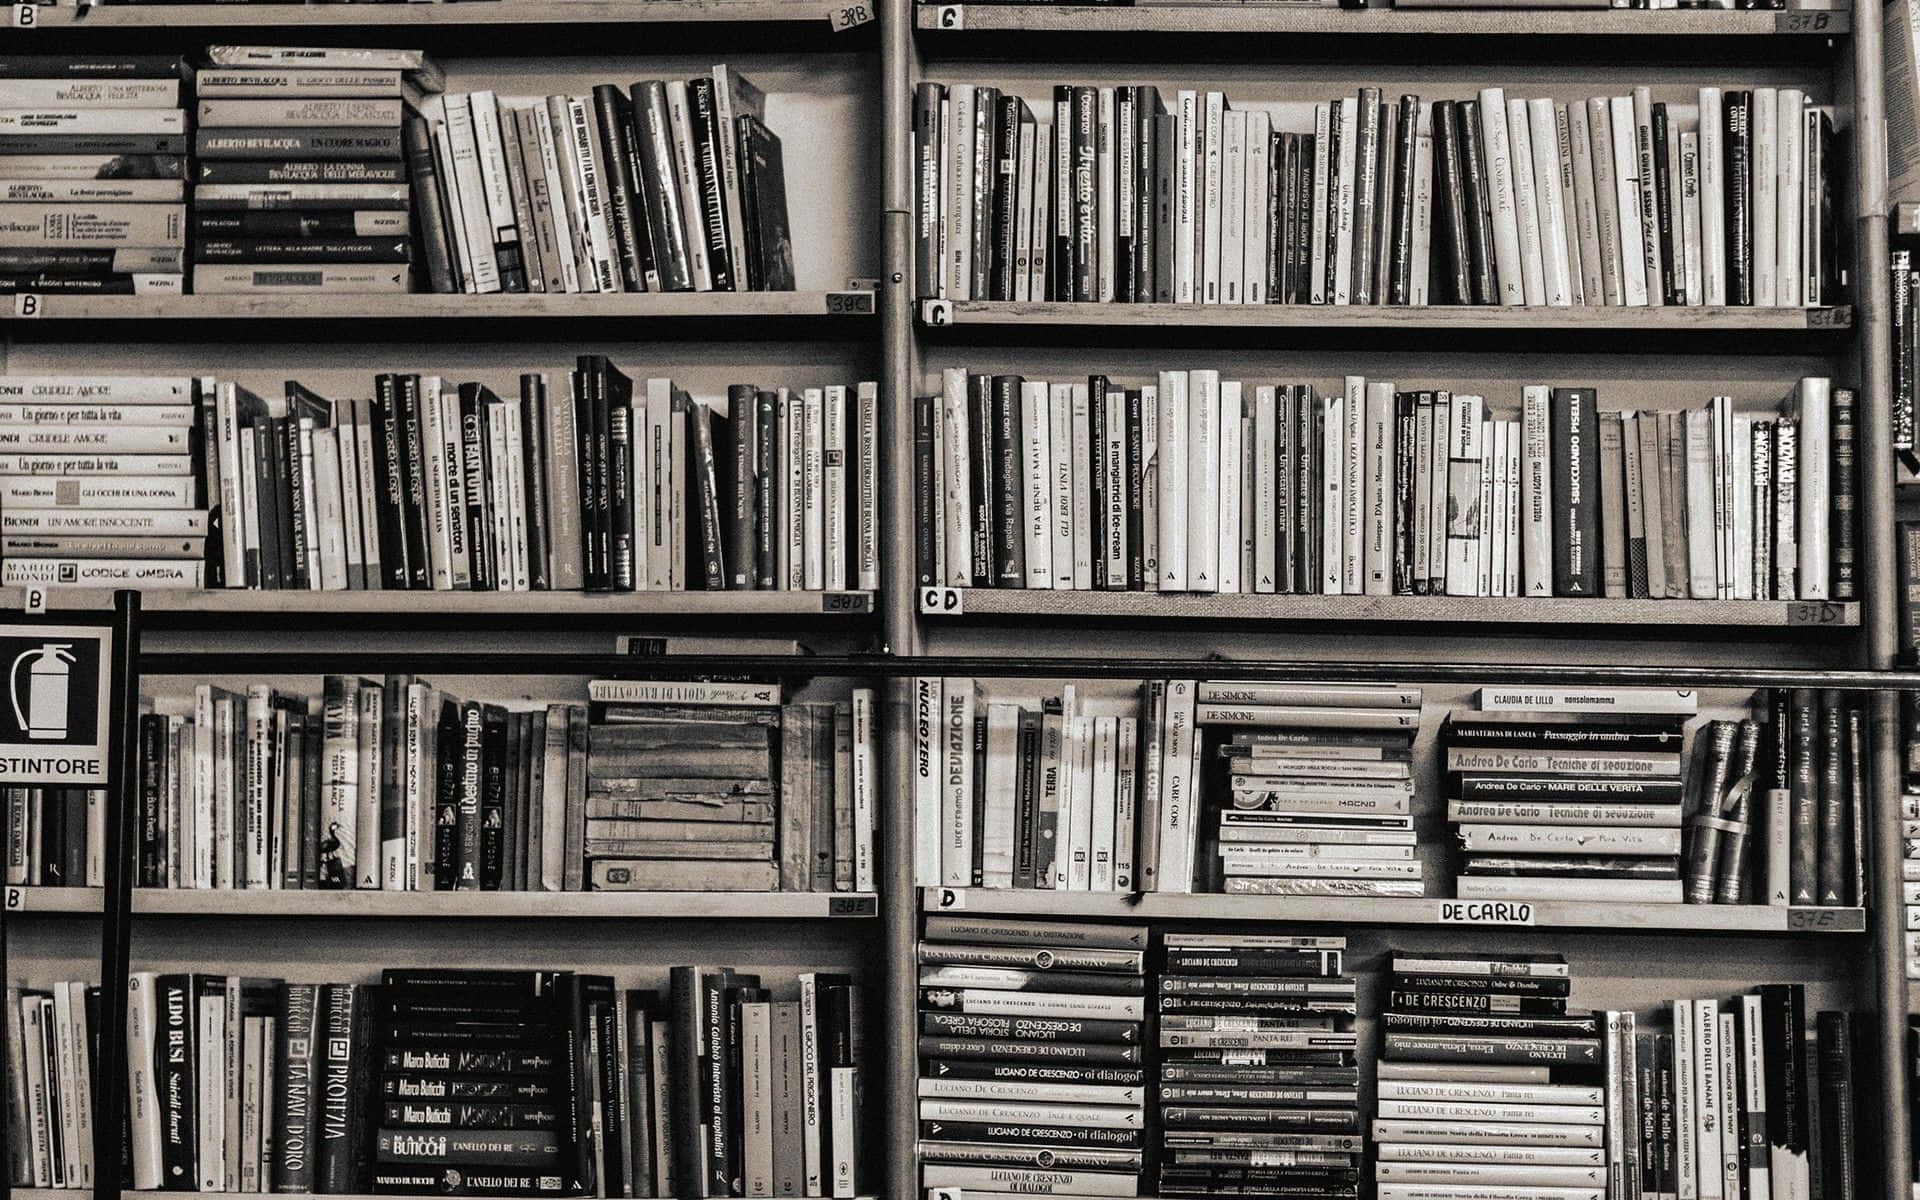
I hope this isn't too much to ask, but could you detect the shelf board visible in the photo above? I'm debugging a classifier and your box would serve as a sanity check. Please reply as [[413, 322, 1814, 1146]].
[[919, 299, 1853, 332], [0, 587, 874, 621], [920, 589, 1860, 628], [3, 885, 103, 913], [923, 888, 1867, 933], [915, 3, 1848, 37], [12, 290, 875, 324], [7, 887, 876, 918], [28, 0, 852, 26]]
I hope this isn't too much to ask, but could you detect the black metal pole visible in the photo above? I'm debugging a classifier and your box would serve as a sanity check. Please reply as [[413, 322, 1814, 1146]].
[[92, 590, 139, 1200]]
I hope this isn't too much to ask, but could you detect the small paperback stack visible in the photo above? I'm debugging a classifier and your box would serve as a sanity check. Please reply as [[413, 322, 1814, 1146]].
[[1373, 950, 1605, 1200], [0, 375, 207, 589], [1196, 681, 1425, 897], [1440, 693, 1692, 904], [1154, 933, 1363, 1200], [1, 787, 102, 887], [0, 55, 187, 296], [917, 916, 1150, 1197], [5, 980, 97, 1191], [585, 678, 877, 894], [192, 46, 440, 295]]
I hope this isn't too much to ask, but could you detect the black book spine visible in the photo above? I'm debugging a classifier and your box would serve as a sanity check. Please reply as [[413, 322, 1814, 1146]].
[[314, 983, 358, 1191], [521, 375, 552, 591], [914, 82, 942, 298], [1789, 689, 1819, 903], [915, 392, 937, 588], [368, 379, 406, 589], [480, 703, 508, 890], [1817, 691, 1847, 905], [735, 114, 766, 292], [756, 391, 779, 588], [1088, 375, 1110, 589], [1434, 101, 1473, 306], [592, 370, 613, 593], [1816, 1011, 1857, 1200], [1270, 132, 1291, 305], [1071, 86, 1096, 303], [594, 1000, 626, 1199], [566, 368, 596, 593], [432, 699, 461, 890], [967, 374, 995, 587], [282, 414, 310, 589], [609, 400, 635, 591], [726, 385, 758, 588], [703, 974, 732, 1196], [1549, 387, 1601, 596], [1457, 101, 1498, 306], [398, 378, 432, 589], [137, 714, 164, 886], [1727, 91, 1753, 306], [688, 76, 736, 293], [992, 96, 1021, 302], [1831, 387, 1857, 600], [1134, 86, 1159, 304], [156, 974, 197, 1187], [991, 374, 1024, 587], [1393, 392, 1415, 592], [1389, 94, 1419, 305], [970, 86, 1000, 302], [458, 388, 494, 592], [1051, 86, 1073, 302], [1126, 387, 1146, 590], [1292, 136, 1314, 305], [1650, 103, 1678, 305], [1116, 88, 1135, 302], [254, 419, 285, 590], [1296, 387, 1317, 592], [455, 700, 484, 890], [1322, 111, 1342, 303], [272, 983, 320, 1192], [690, 398, 727, 590], [1012, 709, 1040, 888], [630, 82, 693, 293], [400, 111, 456, 293], [1351, 88, 1381, 306], [591, 85, 647, 293], [1275, 388, 1295, 592]]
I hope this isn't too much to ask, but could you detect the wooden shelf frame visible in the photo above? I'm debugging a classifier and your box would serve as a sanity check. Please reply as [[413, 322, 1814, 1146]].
[[0, 587, 876, 624], [25, 0, 858, 27], [919, 298, 1854, 332], [3, 887, 876, 918], [8, 290, 877, 325], [913, 3, 1851, 39]]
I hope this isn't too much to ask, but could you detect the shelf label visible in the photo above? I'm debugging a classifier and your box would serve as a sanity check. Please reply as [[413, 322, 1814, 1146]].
[[931, 887, 966, 909], [1436, 900, 1534, 926], [1786, 601, 1845, 626], [1775, 10, 1833, 32], [1787, 906, 1850, 930], [921, 586, 964, 614], [12, 293, 43, 317], [820, 591, 872, 614], [9, 3, 41, 26], [824, 290, 874, 314], [21, 587, 47, 615], [1805, 306, 1851, 328], [931, 3, 964, 26], [828, 0, 873, 29], [921, 298, 955, 326], [3, 886, 21, 910], [828, 895, 878, 916]]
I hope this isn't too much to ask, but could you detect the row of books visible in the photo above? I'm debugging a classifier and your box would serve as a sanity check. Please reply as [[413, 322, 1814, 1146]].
[[914, 370, 1851, 602], [912, 82, 1841, 308], [2, 787, 102, 886], [0, 370, 882, 595], [7, 967, 867, 1197], [0, 58, 187, 296], [127, 676, 874, 893]]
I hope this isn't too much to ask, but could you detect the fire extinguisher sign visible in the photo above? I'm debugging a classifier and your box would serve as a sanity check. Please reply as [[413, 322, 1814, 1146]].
[[0, 623, 110, 786]]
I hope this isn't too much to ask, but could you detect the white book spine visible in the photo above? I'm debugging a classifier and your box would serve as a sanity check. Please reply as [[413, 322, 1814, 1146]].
[[1176, 90, 1199, 305], [1098, 88, 1118, 302], [1050, 381, 1076, 589], [1567, 102, 1605, 305], [532, 100, 582, 293], [1674, 999, 1698, 1200], [1342, 375, 1365, 594], [1796, 376, 1830, 599], [940, 679, 974, 886], [1477, 88, 1525, 305], [1141, 383, 1160, 591], [1253, 386, 1278, 593], [665, 80, 714, 290], [1409, 106, 1434, 307], [1700, 87, 1727, 305], [1245, 110, 1271, 305], [912, 677, 942, 886], [1020, 381, 1053, 588], [802, 386, 825, 590], [1585, 99, 1623, 306], [1187, 369, 1220, 591], [1158, 371, 1188, 590], [1088, 716, 1118, 890], [1681, 130, 1705, 306], [1220, 108, 1247, 305], [1364, 380, 1395, 595], [1695, 999, 1723, 1200], [443, 95, 501, 292], [940, 369, 971, 587], [824, 387, 849, 592], [1529, 98, 1574, 306], [1156, 679, 1197, 893], [949, 86, 975, 301], [1754, 87, 1779, 305], [1070, 384, 1095, 589], [566, 96, 619, 293], [1508, 98, 1548, 306], [1202, 91, 1225, 304], [1777, 89, 1804, 307], [467, 91, 521, 281], [1609, 95, 1648, 306], [1333, 97, 1359, 305], [1631, 87, 1665, 306], [1216, 381, 1243, 594]]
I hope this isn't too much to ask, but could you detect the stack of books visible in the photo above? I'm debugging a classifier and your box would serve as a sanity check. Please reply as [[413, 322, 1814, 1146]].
[[1196, 681, 1425, 897], [7, 980, 97, 1191], [126, 676, 873, 894], [0, 55, 187, 297], [2, 787, 102, 887], [915, 369, 1853, 603], [1440, 695, 1690, 904], [1906, 697, 1920, 977], [0, 375, 206, 588], [1372, 949, 1604, 1200], [914, 82, 1840, 309], [917, 916, 1150, 1197], [191, 47, 430, 295], [585, 678, 876, 894], [410, 67, 794, 295], [191, 47, 436, 296], [1154, 933, 1363, 1200]]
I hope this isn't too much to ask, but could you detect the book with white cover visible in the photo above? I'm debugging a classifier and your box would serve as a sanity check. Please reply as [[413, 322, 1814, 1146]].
[[1332, 97, 1359, 305], [1609, 95, 1648, 306], [1187, 370, 1221, 592], [1216, 381, 1244, 594], [1020, 382, 1053, 588], [1584, 98, 1623, 306], [1777, 89, 1804, 308], [1508, 97, 1548, 306], [1478, 88, 1525, 305], [1796, 376, 1830, 599], [1530, 98, 1573, 306], [1049, 381, 1075, 589], [1699, 87, 1727, 305], [1630, 87, 1663, 306], [1365, 381, 1396, 595], [1309, 102, 1332, 304], [1157, 371, 1187, 591], [1342, 376, 1365, 594]]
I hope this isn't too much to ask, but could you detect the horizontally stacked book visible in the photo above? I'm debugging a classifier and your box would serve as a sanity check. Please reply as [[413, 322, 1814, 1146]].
[[1154, 933, 1363, 1200], [126, 676, 875, 894], [0, 369, 880, 592], [1, 785, 101, 887], [1372, 949, 1604, 1200], [915, 370, 1853, 602], [1199, 681, 1427, 898], [913, 82, 1839, 309], [918, 917, 1148, 1197], [408, 62, 795, 295], [0, 55, 186, 297]]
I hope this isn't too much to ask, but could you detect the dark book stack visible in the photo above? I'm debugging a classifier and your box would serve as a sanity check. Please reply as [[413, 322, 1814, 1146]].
[[1194, 681, 1425, 898], [1439, 698, 1691, 904], [1372, 950, 1604, 1199], [1, 787, 101, 887], [1153, 932, 1362, 1200], [584, 680, 877, 894], [0, 55, 187, 297], [917, 916, 1150, 1198], [190, 367, 879, 594], [409, 69, 793, 295], [191, 47, 441, 295]]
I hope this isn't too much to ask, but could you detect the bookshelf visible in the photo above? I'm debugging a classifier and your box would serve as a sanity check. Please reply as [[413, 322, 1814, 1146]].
[[6, 290, 878, 323], [25, 0, 866, 27], [919, 299, 1856, 332], [911, 4, 1851, 37]]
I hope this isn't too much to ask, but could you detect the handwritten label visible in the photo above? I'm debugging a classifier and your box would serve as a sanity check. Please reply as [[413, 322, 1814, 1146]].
[[824, 290, 874, 315], [921, 586, 965, 614], [1787, 906, 1850, 930], [22, 586, 47, 615], [9, 3, 40, 26], [921, 298, 955, 326], [13, 293, 43, 317], [1775, 10, 1832, 32], [932, 3, 964, 26], [828, 0, 873, 29], [820, 591, 871, 613], [828, 895, 878, 917], [933, 887, 966, 909], [1786, 601, 1846, 626], [1805, 306, 1851, 328], [1436, 900, 1534, 926], [3, 886, 20, 910]]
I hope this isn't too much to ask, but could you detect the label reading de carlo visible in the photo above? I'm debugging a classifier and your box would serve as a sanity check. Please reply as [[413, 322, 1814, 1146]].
[[1437, 900, 1535, 926], [0, 622, 111, 787]]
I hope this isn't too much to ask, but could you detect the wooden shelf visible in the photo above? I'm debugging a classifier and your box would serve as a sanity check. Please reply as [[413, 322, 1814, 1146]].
[[922, 887, 1867, 933], [915, 3, 1848, 38], [919, 299, 1853, 333], [919, 588, 1860, 628], [0, 587, 874, 622], [11, 290, 875, 325], [3, 885, 103, 914], [4, 887, 875, 918], [27, 0, 852, 26]]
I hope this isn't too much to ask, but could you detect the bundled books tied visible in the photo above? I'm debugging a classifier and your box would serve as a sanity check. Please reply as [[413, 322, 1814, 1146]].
[[406, 65, 795, 295], [917, 916, 1150, 1197], [189, 47, 442, 295], [914, 82, 1840, 309], [1155, 933, 1362, 1200], [2, 787, 103, 887], [1442, 685, 1864, 906], [915, 370, 1853, 602], [127, 676, 874, 894], [0, 56, 187, 297], [1200, 681, 1427, 898], [5, 967, 866, 1196]]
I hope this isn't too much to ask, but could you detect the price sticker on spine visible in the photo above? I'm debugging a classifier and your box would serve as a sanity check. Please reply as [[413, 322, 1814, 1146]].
[[1436, 900, 1535, 926]]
